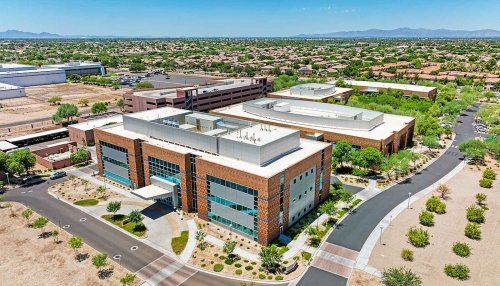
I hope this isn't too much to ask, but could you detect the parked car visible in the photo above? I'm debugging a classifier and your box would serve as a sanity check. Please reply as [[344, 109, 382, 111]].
[[20, 175, 44, 187], [50, 171, 67, 180]]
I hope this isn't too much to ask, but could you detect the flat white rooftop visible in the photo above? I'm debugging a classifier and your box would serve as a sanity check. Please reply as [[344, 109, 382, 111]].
[[221, 123, 297, 147], [271, 84, 352, 100], [0, 63, 36, 71], [0, 82, 23, 90], [101, 123, 327, 178], [132, 184, 173, 200], [0, 140, 17, 151], [0, 68, 65, 76], [212, 103, 414, 141], [338, 80, 436, 93], [69, 115, 123, 131], [191, 78, 253, 94], [124, 107, 191, 121], [42, 62, 103, 69]]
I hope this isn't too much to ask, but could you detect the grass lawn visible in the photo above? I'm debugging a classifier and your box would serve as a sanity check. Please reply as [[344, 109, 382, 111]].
[[101, 214, 147, 237], [73, 199, 99, 206], [171, 230, 189, 255]]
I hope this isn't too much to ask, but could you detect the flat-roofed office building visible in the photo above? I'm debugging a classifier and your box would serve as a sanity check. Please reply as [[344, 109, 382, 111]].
[[212, 98, 415, 154], [42, 62, 105, 76], [269, 83, 353, 102], [94, 107, 331, 244], [123, 77, 271, 113]]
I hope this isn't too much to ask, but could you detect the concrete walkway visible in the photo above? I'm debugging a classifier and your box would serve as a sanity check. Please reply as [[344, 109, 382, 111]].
[[354, 179, 380, 201]]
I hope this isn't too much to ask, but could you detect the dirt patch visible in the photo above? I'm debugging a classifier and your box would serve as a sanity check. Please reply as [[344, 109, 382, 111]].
[[0, 203, 140, 286], [347, 269, 380, 286], [49, 176, 124, 203], [369, 163, 500, 285]]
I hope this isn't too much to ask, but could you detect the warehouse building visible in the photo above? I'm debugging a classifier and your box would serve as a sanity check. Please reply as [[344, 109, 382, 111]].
[[337, 80, 438, 100], [0, 63, 36, 72], [212, 98, 415, 154], [42, 62, 105, 76], [0, 82, 26, 99], [123, 77, 271, 113], [269, 83, 352, 102], [0, 68, 66, 87], [94, 107, 331, 244]]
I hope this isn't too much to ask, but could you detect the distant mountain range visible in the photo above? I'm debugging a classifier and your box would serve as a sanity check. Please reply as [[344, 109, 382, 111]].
[[294, 28, 500, 38], [1, 28, 500, 39], [0, 29, 120, 39]]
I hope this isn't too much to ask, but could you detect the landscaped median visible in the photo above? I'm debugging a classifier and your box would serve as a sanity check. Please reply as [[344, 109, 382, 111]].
[[171, 230, 189, 255]]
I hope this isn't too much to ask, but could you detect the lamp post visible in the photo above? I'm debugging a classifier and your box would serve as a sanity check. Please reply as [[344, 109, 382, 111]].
[[407, 192, 412, 209], [317, 212, 320, 229], [5, 173, 10, 185], [379, 226, 383, 245]]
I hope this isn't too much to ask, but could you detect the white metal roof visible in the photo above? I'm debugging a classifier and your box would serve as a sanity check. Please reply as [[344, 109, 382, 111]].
[[340, 80, 436, 93], [131, 184, 174, 200], [0, 140, 17, 151]]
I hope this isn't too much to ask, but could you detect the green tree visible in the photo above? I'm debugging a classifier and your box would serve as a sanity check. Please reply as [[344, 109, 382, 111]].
[[120, 274, 136, 286], [318, 200, 336, 217], [129, 62, 146, 72], [48, 96, 62, 105], [6, 149, 36, 175], [422, 135, 440, 149], [332, 140, 352, 168], [52, 103, 79, 123], [340, 191, 354, 208], [258, 245, 283, 273], [223, 240, 237, 261], [128, 209, 143, 224], [32, 216, 49, 234], [458, 140, 487, 163], [358, 147, 384, 171], [70, 148, 89, 165], [22, 207, 33, 225], [68, 236, 83, 256], [382, 267, 422, 286], [0, 151, 8, 171], [134, 82, 154, 90], [116, 98, 124, 111], [91, 102, 108, 114], [416, 115, 442, 136], [106, 201, 121, 219], [52, 230, 59, 244], [92, 253, 108, 273]]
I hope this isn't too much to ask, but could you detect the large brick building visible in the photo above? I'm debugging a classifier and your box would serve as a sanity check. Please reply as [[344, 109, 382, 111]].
[[212, 98, 415, 154], [123, 77, 272, 113], [94, 107, 331, 244]]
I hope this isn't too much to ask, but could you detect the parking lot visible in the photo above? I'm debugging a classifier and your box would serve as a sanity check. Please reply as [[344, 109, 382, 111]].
[[120, 72, 218, 89]]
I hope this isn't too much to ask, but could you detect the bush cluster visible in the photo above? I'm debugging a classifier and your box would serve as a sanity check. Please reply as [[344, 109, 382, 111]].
[[466, 205, 485, 223], [275, 276, 284, 280], [245, 265, 253, 271], [419, 211, 435, 226], [479, 178, 493, 188], [235, 269, 242, 275], [258, 273, 266, 279], [464, 223, 481, 240], [406, 226, 430, 247], [482, 168, 496, 180], [452, 242, 471, 257], [426, 196, 446, 214], [444, 263, 470, 280], [401, 248, 414, 261]]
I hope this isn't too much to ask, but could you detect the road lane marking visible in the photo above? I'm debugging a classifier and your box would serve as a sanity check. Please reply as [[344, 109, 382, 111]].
[[62, 225, 70, 229], [79, 218, 87, 222]]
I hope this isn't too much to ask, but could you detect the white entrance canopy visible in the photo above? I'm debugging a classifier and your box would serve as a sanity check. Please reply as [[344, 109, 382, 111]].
[[132, 184, 174, 200]]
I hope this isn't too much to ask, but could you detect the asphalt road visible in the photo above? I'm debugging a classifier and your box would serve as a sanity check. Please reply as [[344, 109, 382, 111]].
[[297, 104, 480, 286], [3, 171, 287, 286]]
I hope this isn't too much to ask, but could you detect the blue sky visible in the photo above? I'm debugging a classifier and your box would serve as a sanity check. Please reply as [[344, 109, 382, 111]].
[[0, 0, 499, 37]]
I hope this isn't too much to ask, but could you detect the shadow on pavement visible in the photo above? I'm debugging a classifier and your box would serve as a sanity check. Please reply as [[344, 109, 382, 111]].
[[141, 202, 173, 220]]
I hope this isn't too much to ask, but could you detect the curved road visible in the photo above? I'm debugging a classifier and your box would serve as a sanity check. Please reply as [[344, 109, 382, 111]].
[[297, 104, 480, 286]]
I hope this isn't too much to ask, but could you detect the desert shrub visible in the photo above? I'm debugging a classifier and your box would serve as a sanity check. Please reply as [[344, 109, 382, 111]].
[[245, 265, 253, 271], [213, 264, 224, 272], [401, 248, 414, 261], [419, 211, 434, 226], [275, 276, 284, 280], [235, 269, 242, 275], [234, 263, 242, 268], [382, 267, 422, 286], [464, 223, 481, 240], [426, 196, 446, 214], [406, 226, 430, 247], [309, 235, 321, 247], [224, 259, 234, 265], [466, 205, 485, 223], [444, 263, 470, 280], [267, 275, 273, 279], [479, 178, 493, 188], [259, 273, 266, 279], [482, 168, 496, 180], [475, 193, 487, 205], [452, 242, 471, 257]]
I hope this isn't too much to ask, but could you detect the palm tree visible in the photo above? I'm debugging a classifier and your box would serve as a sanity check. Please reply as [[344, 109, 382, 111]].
[[195, 230, 207, 250], [382, 267, 422, 286], [128, 209, 143, 224], [258, 245, 283, 273], [223, 240, 237, 261]]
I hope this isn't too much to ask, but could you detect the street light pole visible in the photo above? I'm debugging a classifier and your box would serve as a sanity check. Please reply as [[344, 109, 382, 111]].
[[317, 212, 320, 229], [379, 226, 383, 245], [407, 192, 412, 209], [6, 173, 10, 185]]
